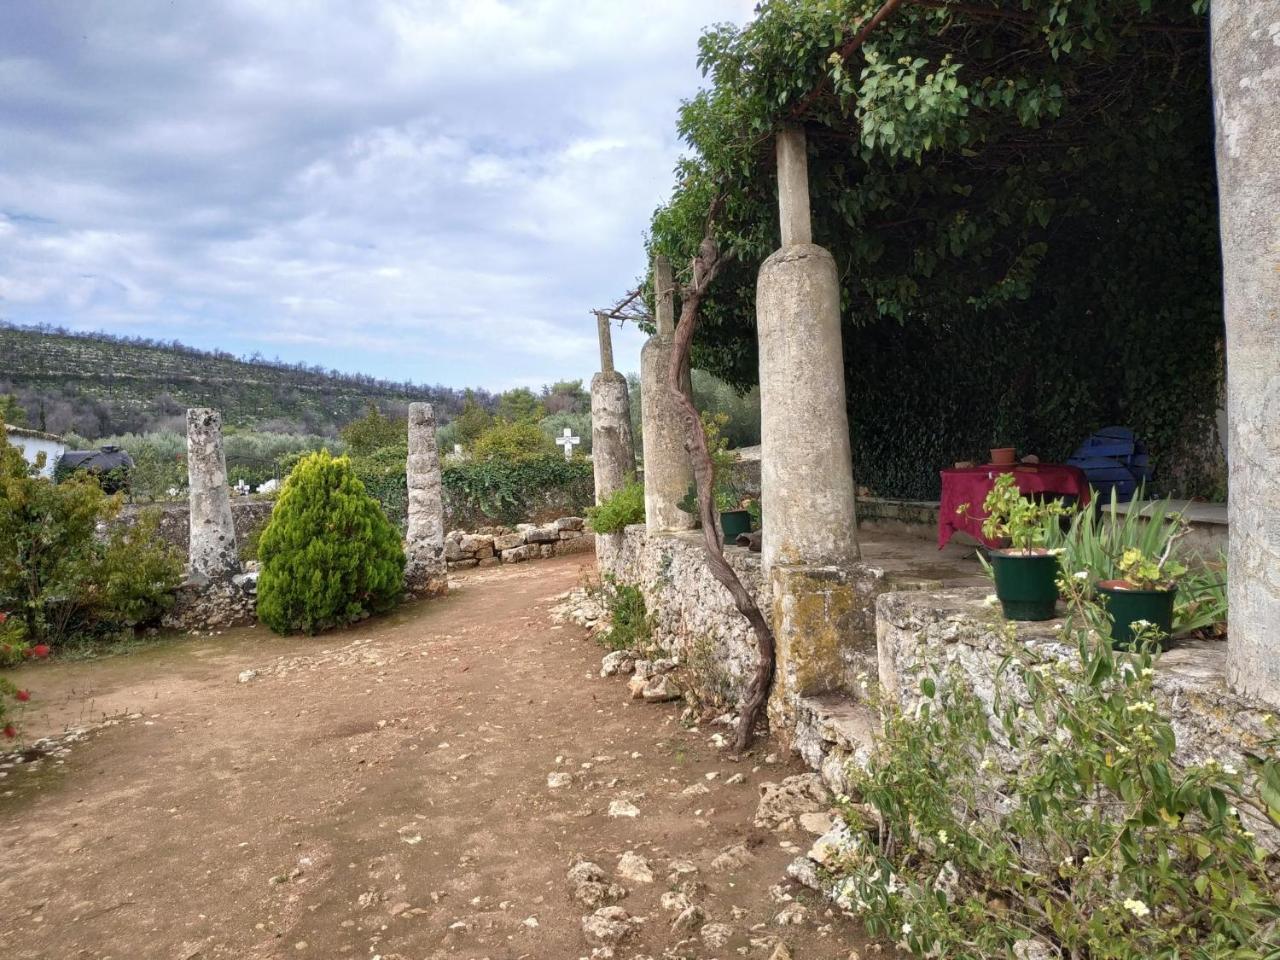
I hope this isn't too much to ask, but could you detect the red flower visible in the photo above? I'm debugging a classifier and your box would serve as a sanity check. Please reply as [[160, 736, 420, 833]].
[[0, 612, 7, 623], [15, 690, 30, 702], [29, 644, 51, 659], [2, 725, 14, 739]]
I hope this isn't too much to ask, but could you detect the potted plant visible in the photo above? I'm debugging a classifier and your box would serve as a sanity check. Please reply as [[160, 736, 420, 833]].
[[1096, 547, 1186, 649], [961, 473, 1071, 621], [677, 412, 750, 544], [990, 446, 1016, 466]]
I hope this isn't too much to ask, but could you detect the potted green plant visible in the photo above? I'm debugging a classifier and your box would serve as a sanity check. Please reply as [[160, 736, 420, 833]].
[[677, 412, 751, 544], [1096, 547, 1186, 649], [961, 472, 1071, 621]]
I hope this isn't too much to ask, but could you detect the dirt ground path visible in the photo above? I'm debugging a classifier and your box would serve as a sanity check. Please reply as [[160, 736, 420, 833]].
[[0, 554, 880, 960]]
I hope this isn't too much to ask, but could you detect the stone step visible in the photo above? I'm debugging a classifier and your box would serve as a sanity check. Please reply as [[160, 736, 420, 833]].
[[791, 693, 879, 797]]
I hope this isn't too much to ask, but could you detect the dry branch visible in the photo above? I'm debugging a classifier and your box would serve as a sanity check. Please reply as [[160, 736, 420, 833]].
[[665, 201, 777, 754]]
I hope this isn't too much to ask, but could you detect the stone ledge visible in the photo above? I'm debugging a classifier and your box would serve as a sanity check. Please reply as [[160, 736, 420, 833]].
[[791, 694, 877, 796], [876, 586, 1276, 774]]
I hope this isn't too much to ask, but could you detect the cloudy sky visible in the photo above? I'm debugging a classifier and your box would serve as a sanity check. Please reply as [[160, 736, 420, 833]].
[[0, 1, 753, 390]]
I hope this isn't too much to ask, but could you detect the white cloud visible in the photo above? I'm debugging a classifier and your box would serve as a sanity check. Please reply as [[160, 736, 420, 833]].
[[0, 0, 756, 388]]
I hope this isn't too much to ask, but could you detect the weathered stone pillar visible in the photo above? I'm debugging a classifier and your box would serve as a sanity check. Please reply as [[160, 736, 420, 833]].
[[640, 254, 695, 533], [757, 126, 863, 730], [1212, 7, 1280, 708], [186, 408, 239, 579], [405, 403, 448, 597], [591, 312, 637, 501], [592, 312, 638, 575], [758, 126, 859, 574]]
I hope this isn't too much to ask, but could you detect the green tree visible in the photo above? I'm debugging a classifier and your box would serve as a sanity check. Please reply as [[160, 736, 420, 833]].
[[495, 387, 545, 424], [471, 420, 557, 462], [340, 402, 405, 457], [651, 0, 1221, 498], [541, 379, 589, 415], [256, 451, 405, 634], [0, 395, 27, 428], [453, 390, 494, 448]]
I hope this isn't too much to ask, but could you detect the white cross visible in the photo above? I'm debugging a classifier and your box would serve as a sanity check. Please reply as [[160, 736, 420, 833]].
[[555, 427, 581, 460], [234, 479, 250, 496]]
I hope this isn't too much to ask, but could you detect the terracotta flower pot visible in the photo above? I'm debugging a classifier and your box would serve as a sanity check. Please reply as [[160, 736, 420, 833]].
[[990, 447, 1016, 466], [989, 548, 1059, 621], [1096, 579, 1176, 650]]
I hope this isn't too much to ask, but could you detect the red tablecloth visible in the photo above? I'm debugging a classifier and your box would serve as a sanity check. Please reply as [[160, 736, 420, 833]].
[[938, 464, 1091, 548]]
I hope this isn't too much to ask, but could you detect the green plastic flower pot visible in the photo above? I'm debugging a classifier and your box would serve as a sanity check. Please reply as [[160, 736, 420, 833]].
[[720, 509, 752, 545], [989, 549, 1060, 621], [1096, 581, 1175, 650]]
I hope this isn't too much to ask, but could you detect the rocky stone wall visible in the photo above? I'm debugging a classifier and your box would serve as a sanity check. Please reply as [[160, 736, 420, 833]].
[[609, 525, 772, 705], [445, 516, 591, 570], [118, 499, 275, 559], [875, 586, 1277, 833]]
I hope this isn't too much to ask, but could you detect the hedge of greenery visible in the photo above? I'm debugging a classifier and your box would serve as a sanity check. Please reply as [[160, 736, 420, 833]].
[[352, 453, 594, 530]]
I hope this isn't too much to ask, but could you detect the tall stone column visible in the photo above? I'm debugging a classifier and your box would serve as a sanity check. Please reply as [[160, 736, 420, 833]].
[[640, 254, 695, 533], [757, 126, 859, 575], [1212, 6, 1280, 708], [592, 312, 638, 574], [405, 403, 448, 597], [756, 126, 864, 729], [186, 408, 239, 579]]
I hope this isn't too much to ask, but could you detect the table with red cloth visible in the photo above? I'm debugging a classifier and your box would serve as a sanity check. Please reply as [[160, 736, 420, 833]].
[[937, 463, 1091, 548]]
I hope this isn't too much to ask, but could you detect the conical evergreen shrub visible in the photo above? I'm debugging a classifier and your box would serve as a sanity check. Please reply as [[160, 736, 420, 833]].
[[256, 451, 405, 634]]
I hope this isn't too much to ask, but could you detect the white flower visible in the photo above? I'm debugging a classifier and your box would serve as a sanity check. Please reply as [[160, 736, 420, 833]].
[[901, 922, 913, 935], [1131, 619, 1153, 629], [1073, 570, 1089, 580], [937, 829, 949, 845], [1123, 898, 1151, 918], [1223, 762, 1239, 776], [982, 594, 999, 607]]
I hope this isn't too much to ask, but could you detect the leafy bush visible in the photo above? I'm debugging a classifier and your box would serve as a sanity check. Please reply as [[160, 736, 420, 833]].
[[443, 455, 593, 528], [834, 583, 1280, 959], [256, 451, 405, 634], [349, 444, 410, 529], [594, 575, 652, 653], [472, 420, 558, 462], [587, 480, 646, 534], [0, 429, 182, 649]]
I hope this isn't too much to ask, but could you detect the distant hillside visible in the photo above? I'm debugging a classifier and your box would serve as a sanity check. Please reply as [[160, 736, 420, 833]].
[[0, 323, 492, 439]]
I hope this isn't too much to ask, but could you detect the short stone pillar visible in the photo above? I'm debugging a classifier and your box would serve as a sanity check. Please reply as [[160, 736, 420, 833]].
[[1212, 7, 1280, 708], [756, 126, 862, 728], [640, 254, 695, 533], [404, 403, 448, 597], [186, 408, 239, 579], [591, 312, 638, 574]]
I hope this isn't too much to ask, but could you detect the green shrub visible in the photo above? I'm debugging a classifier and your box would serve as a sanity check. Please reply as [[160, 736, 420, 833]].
[[256, 451, 405, 634], [595, 575, 652, 653], [349, 444, 410, 530], [834, 581, 1280, 959], [587, 480, 645, 534], [472, 420, 557, 462], [0, 429, 182, 648]]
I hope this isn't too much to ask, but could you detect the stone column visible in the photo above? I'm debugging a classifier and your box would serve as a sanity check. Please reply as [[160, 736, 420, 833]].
[[592, 312, 638, 574], [758, 126, 859, 574], [186, 408, 239, 579], [640, 254, 695, 533], [405, 402, 448, 597], [1212, 7, 1280, 708], [756, 126, 864, 729]]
